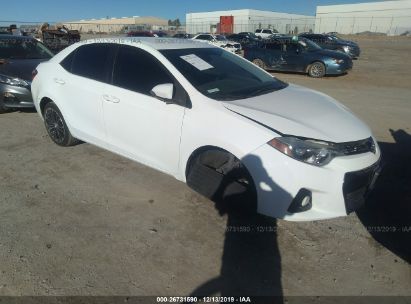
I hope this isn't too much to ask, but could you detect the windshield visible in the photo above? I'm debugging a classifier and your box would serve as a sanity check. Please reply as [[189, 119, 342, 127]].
[[160, 47, 288, 101], [215, 35, 227, 41], [0, 38, 53, 59], [298, 38, 322, 51]]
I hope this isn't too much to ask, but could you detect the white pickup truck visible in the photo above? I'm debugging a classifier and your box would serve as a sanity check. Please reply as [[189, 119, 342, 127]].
[[255, 29, 279, 39]]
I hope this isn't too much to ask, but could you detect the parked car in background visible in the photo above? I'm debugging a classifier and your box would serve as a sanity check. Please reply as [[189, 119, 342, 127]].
[[152, 31, 169, 37], [173, 33, 193, 39], [255, 29, 279, 39], [192, 34, 241, 53], [0, 35, 53, 113], [32, 37, 380, 221], [227, 33, 260, 47], [238, 32, 261, 39], [299, 33, 361, 58], [127, 31, 156, 37], [244, 36, 352, 77]]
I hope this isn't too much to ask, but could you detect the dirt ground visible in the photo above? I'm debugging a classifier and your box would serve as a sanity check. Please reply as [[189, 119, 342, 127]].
[[0, 36, 410, 297]]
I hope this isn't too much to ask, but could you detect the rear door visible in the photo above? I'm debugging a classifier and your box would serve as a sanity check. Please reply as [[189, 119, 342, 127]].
[[57, 43, 116, 144], [264, 41, 285, 70], [282, 42, 305, 72]]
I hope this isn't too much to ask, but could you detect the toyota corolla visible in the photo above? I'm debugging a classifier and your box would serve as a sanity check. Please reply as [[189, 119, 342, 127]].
[[31, 38, 380, 221]]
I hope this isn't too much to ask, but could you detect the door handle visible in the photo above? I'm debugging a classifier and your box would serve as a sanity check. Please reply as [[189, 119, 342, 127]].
[[102, 94, 120, 103], [54, 78, 65, 85]]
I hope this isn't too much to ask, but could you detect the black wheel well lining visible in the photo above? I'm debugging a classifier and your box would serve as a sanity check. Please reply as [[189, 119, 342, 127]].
[[39, 97, 54, 116], [185, 146, 256, 187]]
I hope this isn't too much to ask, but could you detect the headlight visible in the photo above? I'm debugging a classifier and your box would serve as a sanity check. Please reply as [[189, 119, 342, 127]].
[[343, 45, 351, 53], [0, 74, 30, 87], [268, 137, 344, 166], [332, 58, 344, 64]]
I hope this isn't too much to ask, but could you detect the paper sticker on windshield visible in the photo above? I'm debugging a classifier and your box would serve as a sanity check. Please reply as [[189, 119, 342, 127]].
[[180, 54, 214, 71], [207, 88, 220, 93]]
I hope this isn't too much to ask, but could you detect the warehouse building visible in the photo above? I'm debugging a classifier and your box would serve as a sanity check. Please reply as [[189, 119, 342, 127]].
[[63, 16, 169, 33], [315, 0, 411, 35], [186, 9, 315, 35]]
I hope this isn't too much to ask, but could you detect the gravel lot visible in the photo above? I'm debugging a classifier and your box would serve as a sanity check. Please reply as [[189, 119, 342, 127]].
[[0, 36, 410, 297]]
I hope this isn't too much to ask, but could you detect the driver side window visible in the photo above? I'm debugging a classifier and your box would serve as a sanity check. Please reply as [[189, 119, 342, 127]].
[[112, 45, 173, 96]]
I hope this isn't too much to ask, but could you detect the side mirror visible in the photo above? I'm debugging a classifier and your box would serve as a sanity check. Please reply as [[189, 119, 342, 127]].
[[150, 83, 174, 102]]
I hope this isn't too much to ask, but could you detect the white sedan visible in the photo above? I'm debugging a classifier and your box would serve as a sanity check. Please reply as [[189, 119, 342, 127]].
[[31, 38, 381, 221], [192, 34, 241, 54]]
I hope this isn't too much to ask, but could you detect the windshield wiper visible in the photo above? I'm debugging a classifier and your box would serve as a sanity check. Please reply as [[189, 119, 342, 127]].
[[243, 87, 278, 98]]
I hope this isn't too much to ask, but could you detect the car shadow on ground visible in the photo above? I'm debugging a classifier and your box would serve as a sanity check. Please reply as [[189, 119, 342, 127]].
[[356, 129, 411, 263], [189, 155, 289, 301]]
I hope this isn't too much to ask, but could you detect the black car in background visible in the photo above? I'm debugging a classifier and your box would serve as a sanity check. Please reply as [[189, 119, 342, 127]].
[[243, 36, 352, 78], [173, 33, 194, 39], [226, 32, 260, 47], [299, 33, 361, 58], [0, 35, 53, 113]]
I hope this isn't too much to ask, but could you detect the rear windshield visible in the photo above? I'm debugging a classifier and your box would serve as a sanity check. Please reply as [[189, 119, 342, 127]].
[[160, 47, 288, 101]]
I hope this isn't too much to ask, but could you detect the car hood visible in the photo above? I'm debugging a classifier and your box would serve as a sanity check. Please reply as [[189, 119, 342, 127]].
[[0, 59, 47, 81], [223, 84, 371, 143], [336, 40, 358, 47]]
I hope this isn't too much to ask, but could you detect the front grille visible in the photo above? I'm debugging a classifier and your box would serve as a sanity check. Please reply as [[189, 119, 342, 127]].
[[334, 137, 375, 156], [343, 162, 380, 213]]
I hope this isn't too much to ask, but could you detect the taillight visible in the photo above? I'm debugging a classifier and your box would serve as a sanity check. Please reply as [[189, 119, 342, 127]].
[[32, 69, 38, 80]]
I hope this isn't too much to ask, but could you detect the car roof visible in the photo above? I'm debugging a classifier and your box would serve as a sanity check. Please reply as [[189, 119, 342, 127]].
[[82, 37, 214, 50], [0, 34, 35, 40]]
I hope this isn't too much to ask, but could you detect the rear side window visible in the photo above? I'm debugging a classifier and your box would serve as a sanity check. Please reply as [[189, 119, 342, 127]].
[[113, 45, 173, 95], [71, 43, 113, 82], [255, 29, 262, 33], [262, 30, 272, 34], [60, 51, 75, 72]]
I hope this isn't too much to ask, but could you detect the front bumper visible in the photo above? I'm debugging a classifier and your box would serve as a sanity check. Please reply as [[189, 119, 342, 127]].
[[0, 83, 34, 109], [326, 59, 353, 75], [347, 47, 361, 58], [243, 140, 381, 221]]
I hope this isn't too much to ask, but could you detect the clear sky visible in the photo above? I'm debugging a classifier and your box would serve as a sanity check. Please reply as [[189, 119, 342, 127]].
[[0, 0, 388, 22]]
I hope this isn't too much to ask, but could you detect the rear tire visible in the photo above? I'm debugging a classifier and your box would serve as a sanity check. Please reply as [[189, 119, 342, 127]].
[[252, 58, 267, 70], [308, 61, 326, 78], [43, 102, 79, 147], [187, 149, 257, 215]]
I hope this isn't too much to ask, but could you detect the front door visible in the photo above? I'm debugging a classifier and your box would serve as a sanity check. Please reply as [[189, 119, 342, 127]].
[[102, 45, 187, 175]]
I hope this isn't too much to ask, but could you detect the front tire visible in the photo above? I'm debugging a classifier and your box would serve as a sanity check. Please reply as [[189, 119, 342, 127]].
[[308, 61, 326, 78], [43, 102, 79, 146]]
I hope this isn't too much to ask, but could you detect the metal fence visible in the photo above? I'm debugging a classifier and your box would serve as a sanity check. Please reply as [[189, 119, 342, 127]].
[[186, 18, 315, 35], [0, 20, 186, 37], [1, 16, 411, 37], [315, 16, 411, 36]]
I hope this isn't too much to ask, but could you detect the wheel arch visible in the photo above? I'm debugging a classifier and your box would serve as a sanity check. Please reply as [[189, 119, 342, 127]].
[[184, 144, 258, 206], [39, 97, 54, 117], [306, 60, 326, 73], [184, 145, 256, 190]]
